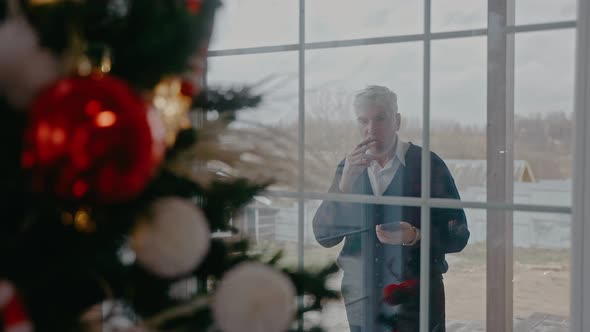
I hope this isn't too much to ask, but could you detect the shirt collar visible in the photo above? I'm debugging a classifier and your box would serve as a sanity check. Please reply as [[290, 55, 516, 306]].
[[368, 136, 407, 169], [395, 137, 406, 167]]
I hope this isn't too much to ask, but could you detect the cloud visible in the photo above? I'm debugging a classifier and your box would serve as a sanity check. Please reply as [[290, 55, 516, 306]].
[[515, 30, 575, 117], [207, 1, 577, 128], [431, 0, 487, 32], [515, 0, 576, 25]]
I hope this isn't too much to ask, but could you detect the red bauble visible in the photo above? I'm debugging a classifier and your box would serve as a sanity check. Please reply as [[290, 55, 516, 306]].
[[382, 279, 418, 306], [22, 75, 164, 203], [186, 0, 202, 14], [180, 80, 195, 97]]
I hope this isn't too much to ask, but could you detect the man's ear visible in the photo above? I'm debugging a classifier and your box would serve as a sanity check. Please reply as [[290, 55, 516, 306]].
[[395, 113, 401, 131]]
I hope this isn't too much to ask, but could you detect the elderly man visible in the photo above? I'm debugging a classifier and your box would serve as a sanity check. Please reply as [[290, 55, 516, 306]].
[[312, 85, 470, 332]]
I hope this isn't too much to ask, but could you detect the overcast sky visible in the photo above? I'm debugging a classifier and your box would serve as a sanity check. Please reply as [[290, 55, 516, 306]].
[[206, 0, 576, 127]]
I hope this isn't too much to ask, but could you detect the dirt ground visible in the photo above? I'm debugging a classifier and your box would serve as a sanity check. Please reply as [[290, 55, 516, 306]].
[[276, 242, 571, 330], [444, 243, 570, 321], [444, 259, 570, 321]]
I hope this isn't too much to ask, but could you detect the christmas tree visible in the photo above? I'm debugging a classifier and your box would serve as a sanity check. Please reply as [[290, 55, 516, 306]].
[[0, 1, 338, 331]]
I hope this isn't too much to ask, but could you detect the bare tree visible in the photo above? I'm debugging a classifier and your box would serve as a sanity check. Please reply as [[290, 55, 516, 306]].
[[270, 91, 572, 193]]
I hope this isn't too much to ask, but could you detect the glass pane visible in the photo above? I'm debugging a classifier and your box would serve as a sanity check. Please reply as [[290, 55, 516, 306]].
[[445, 208, 486, 327], [515, 0, 576, 26], [513, 212, 570, 330], [431, 0, 487, 32], [233, 197, 300, 266], [304, 199, 346, 332], [210, 0, 298, 50], [304, 43, 423, 194], [306, 0, 423, 43], [207, 52, 299, 190], [514, 30, 575, 206], [305, 196, 471, 331], [208, 52, 298, 125], [430, 37, 487, 202]]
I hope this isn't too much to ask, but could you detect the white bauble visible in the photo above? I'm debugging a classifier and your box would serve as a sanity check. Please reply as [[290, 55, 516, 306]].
[[0, 280, 15, 307], [0, 18, 59, 108], [131, 197, 210, 278], [212, 262, 296, 332], [80, 300, 144, 332]]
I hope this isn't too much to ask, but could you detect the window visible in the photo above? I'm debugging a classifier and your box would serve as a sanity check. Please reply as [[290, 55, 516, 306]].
[[208, 1, 586, 331]]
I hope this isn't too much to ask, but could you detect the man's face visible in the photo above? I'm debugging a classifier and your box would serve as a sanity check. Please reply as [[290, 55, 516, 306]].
[[355, 106, 400, 155]]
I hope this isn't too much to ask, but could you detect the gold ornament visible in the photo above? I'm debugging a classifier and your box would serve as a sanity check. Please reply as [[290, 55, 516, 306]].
[[75, 50, 111, 77], [151, 78, 192, 146], [62, 29, 113, 77], [76, 55, 93, 76], [99, 49, 112, 74], [61, 206, 96, 234]]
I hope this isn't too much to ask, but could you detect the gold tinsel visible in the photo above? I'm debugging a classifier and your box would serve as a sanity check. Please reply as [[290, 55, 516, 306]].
[[151, 78, 192, 146], [61, 206, 96, 234], [165, 117, 331, 191]]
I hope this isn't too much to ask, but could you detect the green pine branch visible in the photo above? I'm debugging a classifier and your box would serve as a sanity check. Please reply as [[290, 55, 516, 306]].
[[23, 0, 221, 89], [192, 87, 262, 114]]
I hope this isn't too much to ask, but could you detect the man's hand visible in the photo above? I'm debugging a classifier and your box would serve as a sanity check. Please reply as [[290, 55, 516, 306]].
[[339, 136, 377, 192], [376, 221, 420, 245]]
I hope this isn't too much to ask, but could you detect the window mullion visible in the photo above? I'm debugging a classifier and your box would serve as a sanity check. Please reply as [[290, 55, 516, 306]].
[[487, 0, 516, 331], [571, 0, 590, 330], [419, 0, 433, 331]]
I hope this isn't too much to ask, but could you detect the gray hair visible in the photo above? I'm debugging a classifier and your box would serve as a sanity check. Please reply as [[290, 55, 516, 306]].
[[353, 85, 398, 114]]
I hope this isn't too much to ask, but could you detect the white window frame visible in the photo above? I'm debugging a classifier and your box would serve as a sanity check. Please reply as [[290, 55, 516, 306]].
[[207, 1, 585, 331], [572, 0, 590, 331]]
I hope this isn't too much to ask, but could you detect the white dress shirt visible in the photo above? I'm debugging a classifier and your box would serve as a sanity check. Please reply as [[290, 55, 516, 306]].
[[367, 138, 410, 196]]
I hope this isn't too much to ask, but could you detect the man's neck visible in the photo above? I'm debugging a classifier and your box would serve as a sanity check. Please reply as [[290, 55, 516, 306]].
[[376, 137, 398, 167]]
